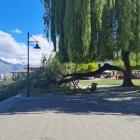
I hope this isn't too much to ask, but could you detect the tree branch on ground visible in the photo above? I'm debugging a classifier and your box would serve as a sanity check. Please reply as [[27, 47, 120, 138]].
[[57, 64, 124, 85]]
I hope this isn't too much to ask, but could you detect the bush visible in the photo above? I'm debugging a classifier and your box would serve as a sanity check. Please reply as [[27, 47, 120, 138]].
[[47, 57, 98, 77]]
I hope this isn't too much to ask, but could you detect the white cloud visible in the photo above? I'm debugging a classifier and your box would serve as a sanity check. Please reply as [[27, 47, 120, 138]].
[[11, 28, 22, 34], [0, 31, 54, 65]]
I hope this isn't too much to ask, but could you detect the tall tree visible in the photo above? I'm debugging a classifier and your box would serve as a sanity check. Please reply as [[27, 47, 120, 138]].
[[43, 0, 140, 87], [115, 0, 134, 86]]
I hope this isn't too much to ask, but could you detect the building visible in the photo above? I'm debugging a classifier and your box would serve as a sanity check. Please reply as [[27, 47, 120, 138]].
[[10, 65, 41, 81], [0, 73, 4, 83]]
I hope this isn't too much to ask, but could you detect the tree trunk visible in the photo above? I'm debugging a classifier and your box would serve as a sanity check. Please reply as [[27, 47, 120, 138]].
[[121, 50, 134, 87]]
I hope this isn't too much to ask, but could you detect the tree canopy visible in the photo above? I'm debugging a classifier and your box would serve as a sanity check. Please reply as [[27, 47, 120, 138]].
[[43, 0, 140, 87], [43, 0, 140, 62]]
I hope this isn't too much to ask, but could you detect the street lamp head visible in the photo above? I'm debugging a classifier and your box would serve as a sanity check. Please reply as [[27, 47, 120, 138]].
[[34, 43, 41, 49]]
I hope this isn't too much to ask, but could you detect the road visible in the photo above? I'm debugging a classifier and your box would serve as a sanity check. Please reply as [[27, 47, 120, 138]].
[[0, 87, 140, 140]]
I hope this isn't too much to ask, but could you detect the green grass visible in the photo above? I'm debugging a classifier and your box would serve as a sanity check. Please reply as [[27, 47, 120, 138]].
[[1, 78, 140, 101], [79, 79, 140, 87]]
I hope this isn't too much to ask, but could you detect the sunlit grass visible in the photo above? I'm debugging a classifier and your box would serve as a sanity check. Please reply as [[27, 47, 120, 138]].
[[79, 79, 140, 87]]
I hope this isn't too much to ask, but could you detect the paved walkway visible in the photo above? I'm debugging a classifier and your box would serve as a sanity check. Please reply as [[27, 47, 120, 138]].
[[0, 87, 140, 140]]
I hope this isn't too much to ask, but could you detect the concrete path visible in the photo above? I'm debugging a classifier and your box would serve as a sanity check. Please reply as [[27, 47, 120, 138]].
[[0, 87, 140, 140]]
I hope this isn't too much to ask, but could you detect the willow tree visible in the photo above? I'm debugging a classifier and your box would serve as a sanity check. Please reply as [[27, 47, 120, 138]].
[[115, 0, 134, 86], [43, 0, 140, 87]]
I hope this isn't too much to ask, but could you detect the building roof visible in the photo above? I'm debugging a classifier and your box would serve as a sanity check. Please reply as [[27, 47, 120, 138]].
[[11, 69, 32, 73], [24, 65, 41, 69]]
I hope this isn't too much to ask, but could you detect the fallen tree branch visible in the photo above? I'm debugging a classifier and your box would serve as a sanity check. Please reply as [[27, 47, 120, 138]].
[[57, 64, 124, 85]]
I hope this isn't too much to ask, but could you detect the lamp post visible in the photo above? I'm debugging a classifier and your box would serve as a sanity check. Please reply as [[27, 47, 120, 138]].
[[27, 32, 41, 97]]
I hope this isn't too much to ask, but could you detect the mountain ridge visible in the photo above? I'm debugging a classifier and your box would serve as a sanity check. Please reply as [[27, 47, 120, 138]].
[[0, 59, 24, 74]]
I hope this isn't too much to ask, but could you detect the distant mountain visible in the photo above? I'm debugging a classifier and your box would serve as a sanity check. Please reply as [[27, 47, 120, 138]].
[[0, 59, 24, 74]]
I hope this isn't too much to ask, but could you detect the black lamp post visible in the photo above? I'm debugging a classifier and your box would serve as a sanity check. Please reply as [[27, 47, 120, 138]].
[[27, 32, 41, 97]]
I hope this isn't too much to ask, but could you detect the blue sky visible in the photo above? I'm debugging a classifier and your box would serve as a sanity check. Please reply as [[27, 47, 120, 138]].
[[0, 0, 44, 42], [0, 0, 53, 64]]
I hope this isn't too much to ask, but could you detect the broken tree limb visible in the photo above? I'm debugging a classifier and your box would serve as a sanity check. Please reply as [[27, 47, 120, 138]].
[[57, 64, 124, 85]]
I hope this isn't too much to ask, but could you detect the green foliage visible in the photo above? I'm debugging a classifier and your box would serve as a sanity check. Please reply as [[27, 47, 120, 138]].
[[43, 0, 140, 62], [0, 79, 26, 101], [117, 1, 134, 50], [47, 56, 63, 81], [75, 62, 98, 72], [113, 52, 140, 69], [113, 59, 124, 68], [43, 0, 140, 87], [47, 56, 98, 75]]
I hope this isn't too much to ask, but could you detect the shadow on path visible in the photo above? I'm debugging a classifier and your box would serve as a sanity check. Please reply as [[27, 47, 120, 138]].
[[0, 86, 140, 116]]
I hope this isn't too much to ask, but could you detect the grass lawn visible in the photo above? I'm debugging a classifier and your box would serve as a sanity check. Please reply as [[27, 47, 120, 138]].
[[79, 79, 140, 87], [1, 79, 140, 101]]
